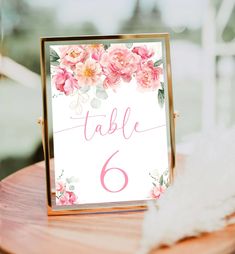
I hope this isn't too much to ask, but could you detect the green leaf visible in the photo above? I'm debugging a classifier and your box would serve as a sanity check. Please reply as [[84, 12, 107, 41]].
[[159, 175, 164, 186], [79, 85, 90, 93], [90, 98, 101, 108], [50, 48, 60, 62], [154, 59, 163, 67], [58, 169, 64, 179], [126, 43, 133, 49], [149, 173, 156, 181], [51, 61, 59, 66], [96, 86, 108, 100], [104, 44, 110, 50], [66, 178, 71, 184], [158, 88, 165, 108], [50, 48, 60, 58]]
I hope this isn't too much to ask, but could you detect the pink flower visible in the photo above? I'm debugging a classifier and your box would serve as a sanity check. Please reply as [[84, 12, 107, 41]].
[[52, 67, 79, 95], [132, 45, 154, 60], [56, 181, 65, 193], [136, 61, 162, 91], [87, 44, 105, 61], [60, 45, 88, 69], [58, 191, 77, 205], [100, 45, 141, 88], [103, 73, 121, 89], [151, 185, 165, 199], [75, 59, 102, 86]]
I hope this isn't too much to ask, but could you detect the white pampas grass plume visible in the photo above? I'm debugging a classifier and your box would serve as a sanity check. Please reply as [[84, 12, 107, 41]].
[[139, 127, 235, 253]]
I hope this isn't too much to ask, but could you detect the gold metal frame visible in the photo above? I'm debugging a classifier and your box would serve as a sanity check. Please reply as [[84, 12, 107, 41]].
[[40, 33, 175, 215]]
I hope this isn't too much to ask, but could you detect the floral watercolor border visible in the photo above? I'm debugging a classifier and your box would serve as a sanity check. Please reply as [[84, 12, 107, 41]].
[[56, 170, 79, 205], [149, 169, 169, 199], [50, 43, 165, 114]]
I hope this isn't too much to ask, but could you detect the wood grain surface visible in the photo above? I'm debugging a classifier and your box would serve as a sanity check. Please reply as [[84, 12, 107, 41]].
[[1, 159, 235, 254]]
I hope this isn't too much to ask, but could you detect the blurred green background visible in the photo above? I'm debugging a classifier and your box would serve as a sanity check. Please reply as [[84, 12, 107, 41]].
[[1, 0, 235, 179]]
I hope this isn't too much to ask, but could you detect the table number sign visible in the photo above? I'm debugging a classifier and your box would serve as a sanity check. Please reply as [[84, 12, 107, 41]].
[[40, 34, 175, 215]]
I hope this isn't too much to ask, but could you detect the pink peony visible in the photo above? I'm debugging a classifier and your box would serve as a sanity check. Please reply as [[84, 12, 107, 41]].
[[100, 45, 141, 88], [103, 72, 121, 89], [151, 185, 165, 199], [136, 61, 162, 91], [75, 59, 102, 86], [60, 45, 88, 69], [87, 44, 105, 61], [58, 191, 77, 205], [132, 45, 154, 60], [52, 67, 79, 95], [56, 181, 65, 192]]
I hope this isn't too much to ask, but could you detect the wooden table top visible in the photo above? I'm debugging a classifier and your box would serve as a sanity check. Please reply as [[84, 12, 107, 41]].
[[1, 160, 235, 254]]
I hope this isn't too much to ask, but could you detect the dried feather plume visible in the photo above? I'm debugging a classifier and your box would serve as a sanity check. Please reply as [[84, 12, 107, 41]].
[[139, 127, 235, 253]]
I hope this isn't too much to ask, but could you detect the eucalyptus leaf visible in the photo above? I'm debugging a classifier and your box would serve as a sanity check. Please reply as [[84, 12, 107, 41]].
[[163, 170, 168, 176], [90, 98, 101, 108], [154, 59, 163, 67], [66, 178, 71, 184], [126, 43, 133, 49], [50, 49, 60, 62], [50, 48, 59, 57], [96, 86, 108, 100], [66, 176, 78, 183], [159, 175, 164, 186], [149, 173, 157, 181], [104, 44, 110, 50], [51, 61, 59, 66], [79, 86, 90, 93], [158, 88, 165, 108], [58, 169, 64, 179]]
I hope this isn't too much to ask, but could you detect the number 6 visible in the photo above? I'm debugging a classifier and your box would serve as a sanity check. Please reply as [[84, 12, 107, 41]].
[[100, 150, 128, 193]]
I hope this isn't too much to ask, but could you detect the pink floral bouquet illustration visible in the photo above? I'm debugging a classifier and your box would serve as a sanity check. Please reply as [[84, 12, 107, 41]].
[[50, 43, 165, 114], [55, 169, 79, 205], [149, 169, 169, 199]]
